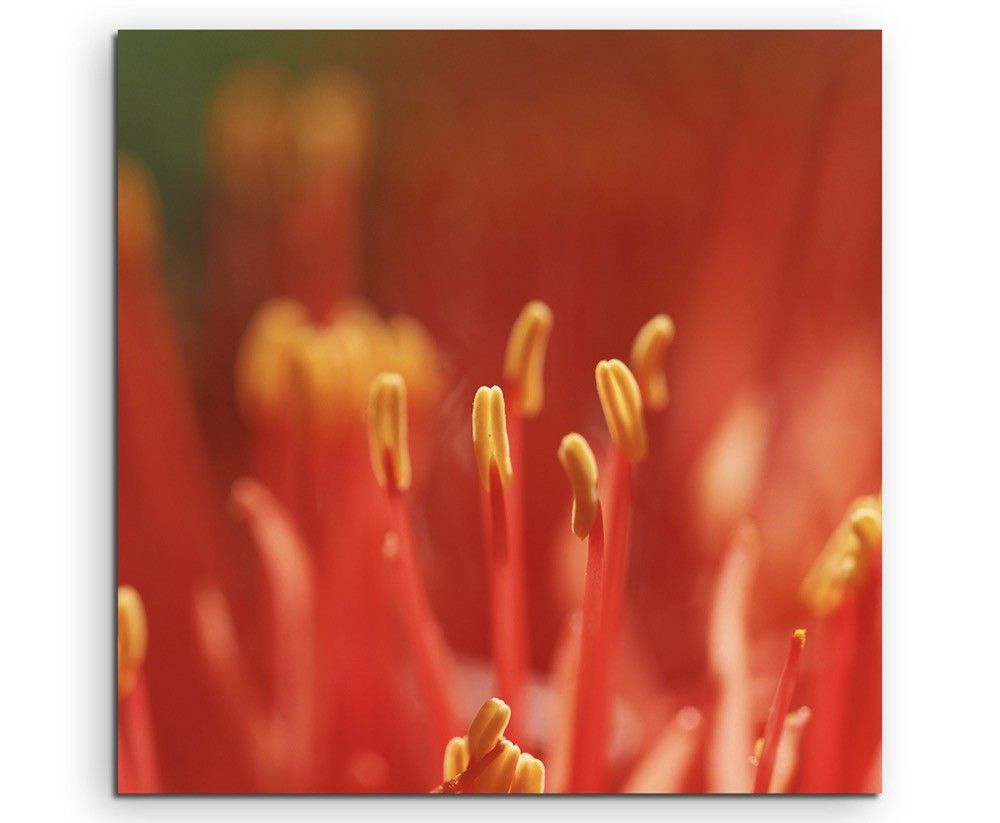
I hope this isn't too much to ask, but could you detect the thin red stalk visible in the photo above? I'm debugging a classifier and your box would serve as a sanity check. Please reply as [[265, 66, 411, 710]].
[[754, 631, 806, 793], [480, 464, 527, 740], [117, 725, 136, 793], [802, 592, 858, 790], [121, 677, 160, 792], [567, 504, 606, 792], [573, 444, 633, 790], [386, 476, 459, 752], [503, 397, 531, 732]]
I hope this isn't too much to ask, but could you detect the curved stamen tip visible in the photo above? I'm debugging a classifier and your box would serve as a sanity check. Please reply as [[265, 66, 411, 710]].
[[558, 433, 599, 540], [367, 372, 412, 491], [503, 300, 554, 417], [793, 628, 807, 646], [630, 314, 675, 411], [467, 697, 512, 762], [511, 752, 546, 793], [118, 585, 148, 699], [850, 507, 882, 549], [472, 386, 513, 491], [595, 359, 647, 461]]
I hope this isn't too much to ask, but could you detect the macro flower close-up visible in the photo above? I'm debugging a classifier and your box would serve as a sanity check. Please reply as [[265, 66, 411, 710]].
[[116, 29, 881, 795]]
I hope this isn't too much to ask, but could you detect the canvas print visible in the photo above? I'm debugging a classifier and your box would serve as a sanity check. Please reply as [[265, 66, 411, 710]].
[[116, 30, 881, 794]]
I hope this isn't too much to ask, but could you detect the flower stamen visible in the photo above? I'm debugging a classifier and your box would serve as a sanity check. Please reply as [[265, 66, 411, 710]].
[[367, 372, 412, 492], [472, 385, 513, 491], [630, 314, 675, 411], [502, 300, 553, 417], [595, 359, 647, 461], [753, 629, 807, 793]]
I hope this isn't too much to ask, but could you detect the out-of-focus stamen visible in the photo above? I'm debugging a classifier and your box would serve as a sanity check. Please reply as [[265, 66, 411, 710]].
[[236, 299, 310, 422], [768, 706, 812, 793], [595, 359, 647, 462], [629, 314, 675, 411], [472, 385, 513, 491], [367, 372, 412, 492], [801, 495, 883, 616], [118, 585, 148, 699], [511, 752, 546, 793], [622, 706, 704, 793], [753, 630, 807, 793], [503, 300, 554, 417], [559, 433, 599, 540], [707, 522, 761, 792]]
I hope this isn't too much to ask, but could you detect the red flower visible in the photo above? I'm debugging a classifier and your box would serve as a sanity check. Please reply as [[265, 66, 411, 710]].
[[117, 31, 880, 793]]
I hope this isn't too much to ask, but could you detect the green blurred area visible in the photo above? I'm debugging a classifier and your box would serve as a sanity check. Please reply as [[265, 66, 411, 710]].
[[116, 31, 368, 282]]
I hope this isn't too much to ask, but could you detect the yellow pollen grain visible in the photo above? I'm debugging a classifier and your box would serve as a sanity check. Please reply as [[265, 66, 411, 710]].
[[472, 386, 513, 491], [595, 359, 647, 461], [511, 753, 545, 793], [443, 736, 470, 782], [558, 433, 599, 540], [467, 697, 511, 762], [118, 585, 148, 699], [630, 314, 675, 411], [235, 299, 310, 421], [367, 372, 412, 492], [503, 300, 554, 417]]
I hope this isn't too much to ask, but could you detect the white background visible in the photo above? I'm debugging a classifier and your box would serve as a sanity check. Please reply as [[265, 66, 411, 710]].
[[2, 2, 998, 820]]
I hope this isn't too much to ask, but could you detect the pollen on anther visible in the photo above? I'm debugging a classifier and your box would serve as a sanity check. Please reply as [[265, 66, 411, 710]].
[[595, 359, 647, 461], [630, 314, 675, 411], [503, 300, 554, 417], [558, 433, 599, 539], [472, 386, 513, 491], [367, 372, 412, 491]]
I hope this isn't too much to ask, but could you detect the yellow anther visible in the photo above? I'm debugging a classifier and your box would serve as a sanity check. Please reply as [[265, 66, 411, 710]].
[[472, 387, 513, 491], [851, 507, 883, 549], [558, 433, 599, 540], [236, 299, 310, 421], [388, 314, 442, 405], [467, 697, 511, 762], [595, 359, 647, 461], [477, 739, 522, 793], [503, 300, 554, 417], [367, 372, 412, 491], [511, 753, 545, 793], [117, 585, 148, 699], [793, 628, 807, 646], [630, 314, 675, 411], [751, 737, 765, 766], [443, 736, 470, 782], [800, 495, 883, 616], [286, 69, 371, 180], [291, 325, 350, 433]]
